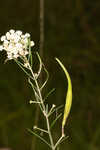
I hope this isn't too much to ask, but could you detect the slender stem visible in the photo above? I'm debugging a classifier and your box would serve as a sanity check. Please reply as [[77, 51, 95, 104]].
[[54, 135, 65, 149], [33, 126, 48, 134], [45, 114, 55, 150], [28, 63, 45, 112], [27, 60, 55, 150]]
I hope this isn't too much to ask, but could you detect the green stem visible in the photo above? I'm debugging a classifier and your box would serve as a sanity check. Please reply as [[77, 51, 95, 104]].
[[45, 114, 55, 150], [26, 58, 55, 150]]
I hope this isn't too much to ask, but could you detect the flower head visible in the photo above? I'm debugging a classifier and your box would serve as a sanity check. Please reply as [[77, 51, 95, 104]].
[[0, 29, 35, 60]]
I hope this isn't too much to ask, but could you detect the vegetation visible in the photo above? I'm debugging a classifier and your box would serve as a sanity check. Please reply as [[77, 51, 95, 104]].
[[0, 0, 100, 150]]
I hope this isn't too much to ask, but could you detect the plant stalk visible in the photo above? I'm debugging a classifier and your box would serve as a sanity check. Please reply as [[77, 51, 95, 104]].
[[28, 61, 55, 150]]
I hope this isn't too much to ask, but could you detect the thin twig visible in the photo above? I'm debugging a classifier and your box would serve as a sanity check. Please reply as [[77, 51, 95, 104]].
[[33, 126, 48, 134], [26, 58, 55, 150], [28, 129, 51, 148], [54, 135, 65, 149]]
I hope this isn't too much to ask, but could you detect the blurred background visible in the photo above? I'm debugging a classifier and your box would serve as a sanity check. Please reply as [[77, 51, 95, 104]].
[[0, 0, 100, 150]]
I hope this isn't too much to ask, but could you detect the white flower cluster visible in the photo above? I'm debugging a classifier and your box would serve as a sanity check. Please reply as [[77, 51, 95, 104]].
[[0, 29, 35, 60]]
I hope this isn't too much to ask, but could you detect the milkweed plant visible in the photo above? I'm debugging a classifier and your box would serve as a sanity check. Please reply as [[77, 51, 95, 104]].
[[0, 29, 72, 150]]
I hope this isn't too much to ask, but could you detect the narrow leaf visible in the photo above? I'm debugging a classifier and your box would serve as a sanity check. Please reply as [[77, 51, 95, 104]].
[[44, 88, 55, 101], [28, 78, 43, 112], [40, 66, 49, 90], [36, 52, 42, 78], [57, 136, 69, 145], [54, 135, 65, 149], [33, 126, 48, 134], [27, 129, 51, 148], [14, 59, 33, 80], [49, 105, 64, 117], [55, 136, 69, 149], [36, 52, 49, 90], [50, 113, 62, 129], [46, 104, 48, 114]]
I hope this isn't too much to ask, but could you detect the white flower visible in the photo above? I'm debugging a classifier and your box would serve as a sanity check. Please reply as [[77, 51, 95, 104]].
[[6, 32, 11, 40], [52, 104, 56, 108], [21, 35, 25, 39], [7, 52, 13, 59], [25, 33, 30, 38], [1, 36, 6, 41], [3, 40, 9, 49], [9, 29, 15, 34], [24, 51, 28, 55], [8, 44, 13, 50], [31, 41, 35, 47], [10, 33, 15, 40], [23, 38, 28, 44], [16, 30, 22, 36], [0, 29, 35, 60], [0, 45, 3, 51], [13, 53, 19, 59], [14, 35, 21, 43], [16, 43, 22, 49]]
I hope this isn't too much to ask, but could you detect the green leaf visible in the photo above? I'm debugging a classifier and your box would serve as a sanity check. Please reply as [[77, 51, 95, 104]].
[[56, 136, 69, 148], [27, 129, 51, 148], [48, 105, 64, 117], [40, 66, 49, 90], [46, 104, 48, 114], [28, 78, 43, 112], [36, 52, 49, 90], [14, 59, 33, 80], [50, 113, 62, 129], [54, 135, 68, 149], [44, 88, 55, 101], [36, 52, 42, 78]]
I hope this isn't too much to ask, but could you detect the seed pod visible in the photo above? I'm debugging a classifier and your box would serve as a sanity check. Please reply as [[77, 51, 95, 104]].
[[55, 58, 72, 136]]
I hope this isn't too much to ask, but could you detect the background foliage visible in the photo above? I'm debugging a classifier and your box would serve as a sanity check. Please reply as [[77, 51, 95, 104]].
[[0, 0, 100, 150]]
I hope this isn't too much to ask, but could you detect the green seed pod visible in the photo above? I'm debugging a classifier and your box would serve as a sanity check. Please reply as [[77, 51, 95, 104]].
[[55, 58, 72, 135]]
